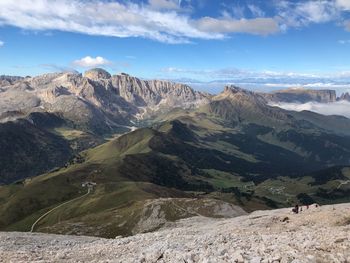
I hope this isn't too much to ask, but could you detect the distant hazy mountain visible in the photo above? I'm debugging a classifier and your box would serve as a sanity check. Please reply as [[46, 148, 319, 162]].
[[262, 87, 337, 103], [339, 92, 350, 102]]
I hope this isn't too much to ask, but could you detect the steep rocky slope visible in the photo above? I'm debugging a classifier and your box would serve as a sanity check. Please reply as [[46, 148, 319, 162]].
[[1, 203, 349, 262]]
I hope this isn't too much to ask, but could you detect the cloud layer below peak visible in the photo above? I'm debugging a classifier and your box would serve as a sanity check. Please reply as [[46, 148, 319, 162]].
[[270, 101, 350, 119]]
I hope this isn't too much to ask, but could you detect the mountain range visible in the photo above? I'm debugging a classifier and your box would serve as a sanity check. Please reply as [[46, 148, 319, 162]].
[[1, 69, 350, 238], [263, 87, 350, 103]]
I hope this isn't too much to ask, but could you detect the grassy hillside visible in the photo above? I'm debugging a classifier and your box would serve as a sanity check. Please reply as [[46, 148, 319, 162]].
[[0, 117, 72, 184], [0, 112, 105, 184], [2, 111, 350, 237]]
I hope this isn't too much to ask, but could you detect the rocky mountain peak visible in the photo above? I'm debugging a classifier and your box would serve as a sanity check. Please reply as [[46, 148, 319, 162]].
[[223, 85, 244, 94], [216, 85, 264, 102], [118, 72, 130, 77], [111, 73, 211, 109], [84, 68, 111, 80], [208, 85, 289, 126]]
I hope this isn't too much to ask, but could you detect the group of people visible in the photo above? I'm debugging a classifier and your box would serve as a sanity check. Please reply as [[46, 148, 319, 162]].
[[292, 203, 319, 214]]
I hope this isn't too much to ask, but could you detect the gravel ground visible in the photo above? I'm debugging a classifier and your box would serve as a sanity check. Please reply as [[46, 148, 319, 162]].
[[1, 203, 350, 263]]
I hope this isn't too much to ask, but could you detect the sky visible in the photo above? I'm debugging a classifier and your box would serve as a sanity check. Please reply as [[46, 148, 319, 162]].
[[1, 0, 350, 94]]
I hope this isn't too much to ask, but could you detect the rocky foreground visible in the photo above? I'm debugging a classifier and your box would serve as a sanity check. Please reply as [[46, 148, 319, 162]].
[[1, 203, 350, 263]]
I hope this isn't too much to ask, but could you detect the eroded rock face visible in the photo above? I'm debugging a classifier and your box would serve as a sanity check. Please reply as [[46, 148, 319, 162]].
[[112, 73, 211, 108]]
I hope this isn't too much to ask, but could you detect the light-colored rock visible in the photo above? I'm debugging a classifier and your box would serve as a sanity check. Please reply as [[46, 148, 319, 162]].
[[84, 68, 111, 80], [1, 203, 350, 262]]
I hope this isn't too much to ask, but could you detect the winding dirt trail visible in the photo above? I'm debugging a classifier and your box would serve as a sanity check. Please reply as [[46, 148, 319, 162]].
[[337, 180, 350, 189], [30, 189, 91, 232]]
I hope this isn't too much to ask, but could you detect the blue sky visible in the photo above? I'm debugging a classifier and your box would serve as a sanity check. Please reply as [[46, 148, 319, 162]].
[[1, 0, 350, 93]]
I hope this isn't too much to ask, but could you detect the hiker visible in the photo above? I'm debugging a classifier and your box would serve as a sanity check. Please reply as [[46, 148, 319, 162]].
[[292, 204, 299, 214]]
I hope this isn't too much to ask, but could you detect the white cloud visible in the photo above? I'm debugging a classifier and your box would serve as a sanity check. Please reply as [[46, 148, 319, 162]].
[[276, 1, 350, 32], [161, 67, 322, 80], [276, 0, 340, 29], [265, 0, 350, 34], [0, 0, 282, 44], [73, 56, 111, 68], [195, 17, 279, 35], [336, 0, 350, 10], [270, 101, 350, 119], [149, 0, 180, 10], [0, 40, 3, 47], [275, 0, 350, 33], [247, 4, 265, 17], [230, 5, 246, 19], [0, 0, 218, 44], [162, 67, 252, 79], [1, 0, 349, 43], [263, 83, 350, 91], [296, 1, 337, 23]]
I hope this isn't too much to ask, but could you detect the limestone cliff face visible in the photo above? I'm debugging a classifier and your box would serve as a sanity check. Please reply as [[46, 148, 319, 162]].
[[0, 69, 210, 133], [112, 73, 210, 108], [263, 88, 337, 103]]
